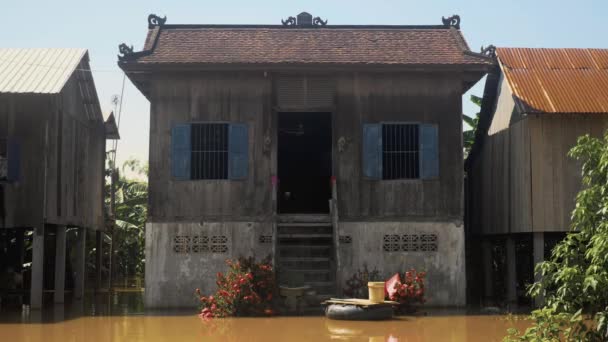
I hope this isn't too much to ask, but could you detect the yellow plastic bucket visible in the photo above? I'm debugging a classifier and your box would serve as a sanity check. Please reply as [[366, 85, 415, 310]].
[[368, 282, 385, 303]]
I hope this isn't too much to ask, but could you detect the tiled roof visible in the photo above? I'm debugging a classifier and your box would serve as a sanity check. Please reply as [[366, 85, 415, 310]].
[[122, 25, 493, 67], [498, 48, 608, 114], [0, 48, 87, 94]]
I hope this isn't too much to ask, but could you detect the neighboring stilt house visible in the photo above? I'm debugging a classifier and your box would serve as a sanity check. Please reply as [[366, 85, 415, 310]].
[[0, 48, 112, 308], [466, 47, 608, 306], [119, 13, 494, 308]]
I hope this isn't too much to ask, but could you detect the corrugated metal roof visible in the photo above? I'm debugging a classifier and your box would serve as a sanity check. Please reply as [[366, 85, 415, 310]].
[[497, 48, 608, 114], [0, 48, 87, 94]]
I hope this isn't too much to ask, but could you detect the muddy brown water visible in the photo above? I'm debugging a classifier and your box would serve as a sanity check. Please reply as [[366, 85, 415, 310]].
[[0, 293, 529, 341]]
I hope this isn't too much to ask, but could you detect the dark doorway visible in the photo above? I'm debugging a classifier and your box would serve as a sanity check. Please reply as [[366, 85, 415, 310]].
[[278, 112, 332, 213]]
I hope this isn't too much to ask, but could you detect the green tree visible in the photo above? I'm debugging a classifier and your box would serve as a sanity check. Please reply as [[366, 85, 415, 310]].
[[506, 133, 608, 341], [463, 94, 482, 157], [106, 158, 148, 282]]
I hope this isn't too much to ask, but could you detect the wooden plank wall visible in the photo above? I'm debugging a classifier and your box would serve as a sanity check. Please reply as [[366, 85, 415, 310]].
[[148, 72, 273, 222], [471, 79, 608, 235], [0, 64, 105, 230], [149, 71, 466, 223], [528, 115, 608, 232], [0, 94, 50, 228], [335, 72, 464, 221]]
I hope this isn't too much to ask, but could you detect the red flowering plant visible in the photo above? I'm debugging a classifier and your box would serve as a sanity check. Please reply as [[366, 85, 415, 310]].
[[388, 269, 426, 309], [196, 256, 275, 319]]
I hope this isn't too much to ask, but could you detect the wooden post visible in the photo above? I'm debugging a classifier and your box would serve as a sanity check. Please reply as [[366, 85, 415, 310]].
[[271, 175, 278, 268], [330, 176, 342, 296], [74, 227, 87, 300], [533, 232, 545, 307], [30, 225, 45, 309], [108, 230, 113, 290], [96, 231, 102, 291], [481, 239, 494, 305], [505, 237, 517, 305], [54, 225, 67, 303]]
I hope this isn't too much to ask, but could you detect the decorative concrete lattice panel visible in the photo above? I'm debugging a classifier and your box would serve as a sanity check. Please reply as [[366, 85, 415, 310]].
[[173, 236, 191, 254], [258, 235, 273, 244], [172, 235, 228, 254], [420, 234, 438, 252], [339, 235, 352, 244], [382, 234, 401, 252], [382, 234, 438, 253], [191, 236, 210, 253]]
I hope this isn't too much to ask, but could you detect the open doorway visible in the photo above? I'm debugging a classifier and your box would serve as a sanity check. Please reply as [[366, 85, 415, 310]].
[[278, 112, 332, 213]]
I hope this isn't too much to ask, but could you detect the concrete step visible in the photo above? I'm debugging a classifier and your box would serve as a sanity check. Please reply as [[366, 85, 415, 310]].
[[278, 223, 332, 227], [279, 246, 332, 259], [278, 233, 333, 239], [278, 214, 331, 223]]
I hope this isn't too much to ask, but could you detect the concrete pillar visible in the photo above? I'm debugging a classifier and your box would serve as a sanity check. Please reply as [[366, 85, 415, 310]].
[[505, 236, 517, 304], [481, 240, 494, 304], [533, 232, 545, 307], [74, 227, 87, 300], [30, 225, 45, 309], [96, 231, 102, 290], [54, 225, 67, 303]]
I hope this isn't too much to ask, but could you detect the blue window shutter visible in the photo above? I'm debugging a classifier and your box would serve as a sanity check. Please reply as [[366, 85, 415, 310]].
[[362, 124, 382, 179], [228, 123, 248, 180], [420, 124, 439, 179], [171, 124, 191, 180], [7, 139, 21, 182]]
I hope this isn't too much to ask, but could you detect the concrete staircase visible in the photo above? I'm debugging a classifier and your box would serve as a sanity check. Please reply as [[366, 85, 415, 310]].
[[276, 215, 336, 299]]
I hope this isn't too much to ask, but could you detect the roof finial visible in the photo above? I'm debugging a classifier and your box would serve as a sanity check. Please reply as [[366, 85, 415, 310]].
[[282, 12, 327, 27], [441, 15, 461, 29], [481, 45, 497, 58], [117, 43, 134, 61], [148, 14, 167, 29]]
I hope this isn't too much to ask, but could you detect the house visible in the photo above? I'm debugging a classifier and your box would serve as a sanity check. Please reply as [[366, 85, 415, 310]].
[[466, 47, 608, 306], [0, 48, 113, 308], [119, 12, 494, 308]]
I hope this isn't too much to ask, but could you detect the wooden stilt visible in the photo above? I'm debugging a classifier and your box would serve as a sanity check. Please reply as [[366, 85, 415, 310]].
[[533, 232, 545, 307], [96, 231, 102, 291], [30, 225, 45, 309], [74, 227, 86, 300], [54, 225, 67, 303], [505, 237, 517, 305]]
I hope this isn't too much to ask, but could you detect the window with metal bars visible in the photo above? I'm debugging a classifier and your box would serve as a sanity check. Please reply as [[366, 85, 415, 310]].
[[382, 124, 420, 179], [191, 123, 229, 179]]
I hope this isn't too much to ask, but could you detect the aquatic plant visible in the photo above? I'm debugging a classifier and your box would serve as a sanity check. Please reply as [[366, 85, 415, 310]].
[[196, 256, 275, 319]]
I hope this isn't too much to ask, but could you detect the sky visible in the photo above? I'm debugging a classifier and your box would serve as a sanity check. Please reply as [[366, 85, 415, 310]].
[[3, 0, 607, 165]]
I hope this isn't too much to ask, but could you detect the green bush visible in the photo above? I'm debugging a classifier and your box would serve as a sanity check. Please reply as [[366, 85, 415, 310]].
[[506, 133, 608, 341]]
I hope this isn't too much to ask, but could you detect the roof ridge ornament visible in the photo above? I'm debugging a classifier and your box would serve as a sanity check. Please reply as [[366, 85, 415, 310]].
[[282, 12, 327, 27], [148, 14, 167, 29], [481, 45, 497, 58], [117, 43, 134, 61], [441, 15, 461, 29], [313, 17, 328, 26], [281, 16, 296, 26]]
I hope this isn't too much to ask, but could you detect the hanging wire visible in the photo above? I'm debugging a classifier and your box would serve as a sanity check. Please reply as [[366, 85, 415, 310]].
[[111, 73, 127, 169]]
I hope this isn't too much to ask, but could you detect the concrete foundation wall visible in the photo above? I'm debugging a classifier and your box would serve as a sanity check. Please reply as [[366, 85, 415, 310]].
[[337, 221, 466, 306], [145, 221, 273, 308], [146, 220, 465, 308]]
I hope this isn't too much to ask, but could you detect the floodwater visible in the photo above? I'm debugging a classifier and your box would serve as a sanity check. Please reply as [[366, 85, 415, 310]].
[[0, 293, 529, 341]]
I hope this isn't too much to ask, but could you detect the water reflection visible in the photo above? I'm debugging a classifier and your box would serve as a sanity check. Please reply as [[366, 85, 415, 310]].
[[0, 292, 528, 341]]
